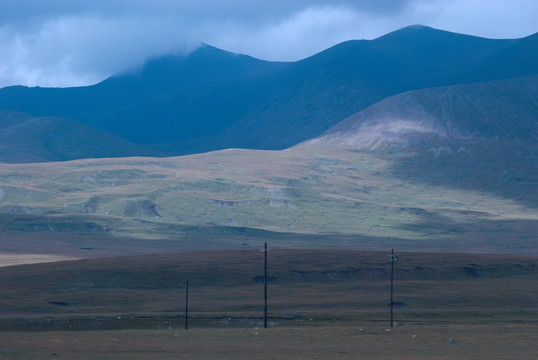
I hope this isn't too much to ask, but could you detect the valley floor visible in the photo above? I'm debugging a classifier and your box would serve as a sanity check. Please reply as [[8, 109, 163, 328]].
[[0, 249, 537, 358], [0, 322, 537, 359]]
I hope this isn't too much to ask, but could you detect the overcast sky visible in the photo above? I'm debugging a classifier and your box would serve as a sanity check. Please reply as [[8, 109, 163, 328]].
[[1, 0, 537, 88]]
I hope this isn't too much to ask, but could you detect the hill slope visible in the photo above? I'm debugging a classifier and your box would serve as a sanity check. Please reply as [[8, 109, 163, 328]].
[[313, 74, 538, 150], [0, 45, 288, 155], [1, 26, 537, 160], [0, 76, 537, 256], [0, 109, 162, 163], [303, 74, 538, 207]]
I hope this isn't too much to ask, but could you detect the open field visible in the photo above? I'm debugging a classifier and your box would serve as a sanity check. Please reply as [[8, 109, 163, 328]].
[[1, 323, 537, 360], [0, 249, 537, 358], [1, 146, 537, 258]]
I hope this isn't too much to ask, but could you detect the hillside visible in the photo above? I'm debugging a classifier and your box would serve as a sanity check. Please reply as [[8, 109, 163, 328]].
[[1, 74, 537, 258], [1, 73, 538, 259], [0, 45, 288, 158], [0, 29, 536, 260], [1, 26, 537, 161], [302, 75, 538, 208], [0, 109, 162, 163], [313, 74, 538, 150]]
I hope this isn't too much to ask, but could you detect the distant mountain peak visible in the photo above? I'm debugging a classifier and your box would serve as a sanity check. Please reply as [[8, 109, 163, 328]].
[[307, 75, 538, 154], [190, 43, 241, 57], [376, 24, 469, 41], [1, 25, 537, 162], [404, 24, 430, 29], [391, 24, 433, 33]]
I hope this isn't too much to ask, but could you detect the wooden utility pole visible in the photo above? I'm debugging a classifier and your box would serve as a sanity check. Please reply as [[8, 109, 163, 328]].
[[264, 242, 268, 329], [389, 249, 398, 327], [185, 280, 189, 330]]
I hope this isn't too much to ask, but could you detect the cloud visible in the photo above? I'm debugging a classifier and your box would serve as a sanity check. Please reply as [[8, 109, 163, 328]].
[[0, 1, 414, 87], [414, 0, 538, 39], [0, 0, 537, 88], [0, 13, 201, 87], [209, 5, 407, 61]]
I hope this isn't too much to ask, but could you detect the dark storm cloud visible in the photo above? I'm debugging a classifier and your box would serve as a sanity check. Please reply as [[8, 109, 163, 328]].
[[0, 0, 537, 88]]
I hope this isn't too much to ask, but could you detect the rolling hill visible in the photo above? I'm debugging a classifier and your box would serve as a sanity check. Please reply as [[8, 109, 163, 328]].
[[0, 75, 537, 260], [1, 25, 537, 161], [0, 109, 163, 163], [301, 74, 538, 208], [311, 74, 538, 152]]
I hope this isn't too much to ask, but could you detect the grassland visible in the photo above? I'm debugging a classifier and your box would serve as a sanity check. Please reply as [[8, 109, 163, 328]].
[[1, 145, 537, 261], [1, 324, 537, 360], [0, 135, 536, 357], [0, 249, 537, 358]]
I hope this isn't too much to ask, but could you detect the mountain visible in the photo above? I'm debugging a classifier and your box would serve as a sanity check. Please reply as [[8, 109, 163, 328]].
[[312, 74, 538, 151], [0, 109, 161, 163], [0, 45, 288, 154], [1, 25, 537, 161], [301, 74, 538, 209], [1, 75, 537, 256]]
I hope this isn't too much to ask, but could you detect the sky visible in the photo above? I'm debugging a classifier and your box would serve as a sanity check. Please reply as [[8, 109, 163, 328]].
[[1, 0, 537, 88]]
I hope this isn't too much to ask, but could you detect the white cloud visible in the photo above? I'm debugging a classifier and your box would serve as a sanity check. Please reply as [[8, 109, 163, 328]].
[[209, 6, 360, 61], [0, 14, 202, 88], [208, 4, 419, 61], [421, 0, 538, 39]]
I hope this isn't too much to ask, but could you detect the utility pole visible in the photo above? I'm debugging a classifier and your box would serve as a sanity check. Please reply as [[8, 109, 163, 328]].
[[264, 242, 268, 329], [389, 249, 398, 327], [185, 280, 189, 330]]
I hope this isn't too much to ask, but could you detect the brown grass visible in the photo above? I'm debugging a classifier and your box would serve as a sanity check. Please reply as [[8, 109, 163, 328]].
[[1, 147, 537, 255], [0, 323, 537, 359], [0, 249, 537, 358]]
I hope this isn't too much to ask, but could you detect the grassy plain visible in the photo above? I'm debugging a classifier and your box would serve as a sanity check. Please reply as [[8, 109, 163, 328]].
[[0, 141, 536, 358], [1, 323, 537, 360], [0, 249, 537, 359], [1, 146, 537, 260]]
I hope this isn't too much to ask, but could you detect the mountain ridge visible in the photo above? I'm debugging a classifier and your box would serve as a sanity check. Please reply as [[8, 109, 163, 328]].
[[0, 72, 537, 254], [312, 74, 538, 151], [297, 74, 538, 212], [0, 110, 162, 163], [1, 26, 537, 162]]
